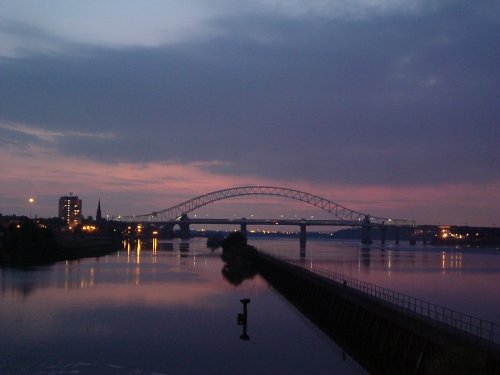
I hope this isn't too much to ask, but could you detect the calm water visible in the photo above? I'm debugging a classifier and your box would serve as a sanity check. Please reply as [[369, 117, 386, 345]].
[[1, 237, 499, 374], [253, 238, 500, 323]]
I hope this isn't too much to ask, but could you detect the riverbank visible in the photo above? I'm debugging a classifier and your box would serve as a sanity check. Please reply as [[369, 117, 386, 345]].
[[54, 233, 122, 261], [0, 221, 121, 266]]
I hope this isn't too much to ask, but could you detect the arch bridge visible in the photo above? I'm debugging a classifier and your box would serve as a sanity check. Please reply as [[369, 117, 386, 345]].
[[120, 186, 411, 225], [119, 186, 417, 244]]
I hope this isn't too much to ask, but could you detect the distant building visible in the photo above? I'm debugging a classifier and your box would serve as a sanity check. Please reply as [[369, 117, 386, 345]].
[[58, 193, 82, 227], [96, 199, 103, 223]]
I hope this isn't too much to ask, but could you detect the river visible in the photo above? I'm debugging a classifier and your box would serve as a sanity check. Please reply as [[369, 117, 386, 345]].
[[1, 237, 499, 374]]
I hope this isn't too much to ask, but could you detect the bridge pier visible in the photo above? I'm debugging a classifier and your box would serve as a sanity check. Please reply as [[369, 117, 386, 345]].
[[299, 220, 307, 245], [395, 226, 400, 245], [240, 218, 247, 237], [361, 215, 372, 245], [164, 224, 174, 239], [409, 228, 416, 245], [380, 223, 386, 245], [178, 215, 190, 239], [422, 229, 428, 246]]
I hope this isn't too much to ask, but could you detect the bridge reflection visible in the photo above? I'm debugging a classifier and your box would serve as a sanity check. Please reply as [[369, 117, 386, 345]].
[[120, 237, 469, 280], [124, 217, 432, 247]]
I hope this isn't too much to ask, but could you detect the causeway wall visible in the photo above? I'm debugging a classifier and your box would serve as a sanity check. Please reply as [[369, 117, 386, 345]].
[[256, 251, 500, 375]]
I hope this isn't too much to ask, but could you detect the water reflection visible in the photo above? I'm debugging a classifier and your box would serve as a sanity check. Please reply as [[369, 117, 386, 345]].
[[360, 247, 370, 268], [152, 237, 158, 253], [300, 242, 306, 259], [237, 298, 251, 341], [1, 239, 213, 294], [180, 240, 190, 253], [2, 238, 370, 375], [441, 251, 463, 273], [3, 238, 498, 374], [251, 238, 500, 323], [64, 261, 97, 290], [123, 239, 194, 260], [220, 252, 258, 286], [342, 245, 466, 276]]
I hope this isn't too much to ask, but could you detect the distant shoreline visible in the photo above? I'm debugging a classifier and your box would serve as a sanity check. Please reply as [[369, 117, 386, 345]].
[[54, 234, 121, 261], [0, 227, 122, 266]]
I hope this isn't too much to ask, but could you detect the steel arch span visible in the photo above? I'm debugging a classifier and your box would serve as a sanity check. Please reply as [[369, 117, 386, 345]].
[[119, 186, 412, 225]]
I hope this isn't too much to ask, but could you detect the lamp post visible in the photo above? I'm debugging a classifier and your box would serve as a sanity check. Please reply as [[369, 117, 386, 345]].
[[28, 197, 35, 218]]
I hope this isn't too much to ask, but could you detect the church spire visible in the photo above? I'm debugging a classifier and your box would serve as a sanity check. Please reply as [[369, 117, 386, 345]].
[[96, 199, 102, 222]]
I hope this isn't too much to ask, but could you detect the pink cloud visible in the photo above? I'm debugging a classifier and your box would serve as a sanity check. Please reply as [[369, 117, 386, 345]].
[[1, 145, 498, 226]]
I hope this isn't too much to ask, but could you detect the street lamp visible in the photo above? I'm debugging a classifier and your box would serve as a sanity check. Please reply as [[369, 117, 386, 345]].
[[28, 197, 35, 218]]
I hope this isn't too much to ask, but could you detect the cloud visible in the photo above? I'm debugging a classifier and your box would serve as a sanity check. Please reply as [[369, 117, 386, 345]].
[[0, 122, 115, 143], [1, 141, 498, 225], [255, 0, 431, 18], [1, 3, 499, 187], [0, 1, 499, 225], [0, 0, 451, 58], [0, 141, 258, 217], [0, 1, 222, 57]]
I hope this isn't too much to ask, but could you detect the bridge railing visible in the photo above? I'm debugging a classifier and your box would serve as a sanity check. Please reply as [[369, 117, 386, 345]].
[[266, 254, 500, 348]]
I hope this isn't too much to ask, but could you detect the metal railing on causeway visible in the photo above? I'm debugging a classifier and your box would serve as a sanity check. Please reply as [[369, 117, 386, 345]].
[[262, 252, 500, 348]]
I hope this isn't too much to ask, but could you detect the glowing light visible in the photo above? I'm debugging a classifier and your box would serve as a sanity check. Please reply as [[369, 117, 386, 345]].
[[28, 197, 35, 218]]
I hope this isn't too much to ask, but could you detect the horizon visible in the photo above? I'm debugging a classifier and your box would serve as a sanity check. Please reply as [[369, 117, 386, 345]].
[[2, 185, 496, 228]]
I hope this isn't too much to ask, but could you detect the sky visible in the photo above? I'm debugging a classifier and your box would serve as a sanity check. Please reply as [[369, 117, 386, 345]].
[[0, 0, 499, 226]]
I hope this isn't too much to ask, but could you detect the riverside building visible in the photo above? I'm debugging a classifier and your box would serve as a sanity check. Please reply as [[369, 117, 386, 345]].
[[58, 194, 82, 227]]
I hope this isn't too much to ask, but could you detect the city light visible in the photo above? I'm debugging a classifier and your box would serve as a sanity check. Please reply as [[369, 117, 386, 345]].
[[28, 197, 35, 218]]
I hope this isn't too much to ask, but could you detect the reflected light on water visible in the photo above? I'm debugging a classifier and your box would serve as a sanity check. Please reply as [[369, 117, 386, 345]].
[[441, 251, 463, 273], [250, 238, 500, 323], [153, 237, 158, 253], [387, 250, 392, 277], [2, 238, 499, 375]]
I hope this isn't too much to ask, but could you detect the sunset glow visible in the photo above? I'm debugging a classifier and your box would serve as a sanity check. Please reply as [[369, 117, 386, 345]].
[[0, 1, 498, 226]]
